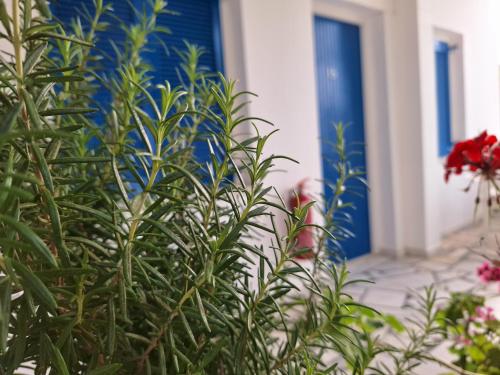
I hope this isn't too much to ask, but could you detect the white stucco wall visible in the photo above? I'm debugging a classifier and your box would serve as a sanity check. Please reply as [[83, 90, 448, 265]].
[[0, 0, 12, 54], [220, 0, 500, 257], [220, 0, 325, 245], [221, 0, 324, 211], [383, 0, 426, 254], [417, 0, 500, 252]]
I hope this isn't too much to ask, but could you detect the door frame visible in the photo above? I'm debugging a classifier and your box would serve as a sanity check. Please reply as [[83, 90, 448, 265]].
[[313, 0, 397, 256]]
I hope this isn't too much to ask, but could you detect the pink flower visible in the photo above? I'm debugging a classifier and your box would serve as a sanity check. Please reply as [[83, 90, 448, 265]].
[[455, 335, 472, 346], [473, 306, 496, 321], [477, 261, 500, 283]]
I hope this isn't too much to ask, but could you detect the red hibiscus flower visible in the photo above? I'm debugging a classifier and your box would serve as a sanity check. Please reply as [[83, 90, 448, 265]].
[[444, 131, 499, 182]]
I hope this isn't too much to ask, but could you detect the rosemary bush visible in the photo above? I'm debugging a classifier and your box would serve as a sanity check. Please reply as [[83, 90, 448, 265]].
[[0, 0, 424, 374]]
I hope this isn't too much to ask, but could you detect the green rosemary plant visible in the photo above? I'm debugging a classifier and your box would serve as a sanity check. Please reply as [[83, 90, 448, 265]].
[[0, 1, 391, 374]]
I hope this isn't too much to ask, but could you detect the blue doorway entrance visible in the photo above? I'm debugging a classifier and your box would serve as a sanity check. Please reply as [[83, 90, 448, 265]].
[[314, 16, 371, 259]]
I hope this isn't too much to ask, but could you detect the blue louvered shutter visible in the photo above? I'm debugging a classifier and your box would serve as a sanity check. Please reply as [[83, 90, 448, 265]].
[[147, 0, 224, 88], [51, 0, 223, 93], [435, 41, 453, 157], [50, 0, 135, 113], [145, 0, 224, 165], [51, 0, 224, 162]]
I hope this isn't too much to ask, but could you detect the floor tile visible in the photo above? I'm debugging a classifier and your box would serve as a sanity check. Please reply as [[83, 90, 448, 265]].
[[339, 214, 500, 373], [439, 278, 476, 293], [374, 271, 436, 291], [362, 288, 407, 309]]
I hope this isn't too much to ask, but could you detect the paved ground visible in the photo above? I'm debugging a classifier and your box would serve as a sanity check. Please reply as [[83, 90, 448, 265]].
[[346, 217, 500, 373]]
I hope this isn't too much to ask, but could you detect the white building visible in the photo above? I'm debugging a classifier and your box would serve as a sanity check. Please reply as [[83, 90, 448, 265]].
[[4, 0, 499, 259], [219, 0, 500, 258]]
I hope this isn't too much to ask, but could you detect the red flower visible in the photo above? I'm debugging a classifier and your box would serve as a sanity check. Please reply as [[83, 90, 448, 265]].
[[445, 131, 499, 182]]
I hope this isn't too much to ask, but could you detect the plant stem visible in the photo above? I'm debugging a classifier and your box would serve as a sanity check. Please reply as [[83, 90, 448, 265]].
[[419, 354, 485, 375], [12, 0, 22, 91], [136, 279, 202, 372], [270, 327, 323, 372]]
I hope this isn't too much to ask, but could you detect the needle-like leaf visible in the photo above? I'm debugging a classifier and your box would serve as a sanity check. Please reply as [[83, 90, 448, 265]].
[[12, 261, 57, 313], [0, 214, 57, 267]]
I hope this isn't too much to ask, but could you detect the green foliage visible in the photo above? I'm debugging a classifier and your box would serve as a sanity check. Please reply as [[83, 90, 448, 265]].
[[440, 293, 500, 374], [441, 292, 485, 323], [0, 1, 386, 374], [372, 288, 445, 374], [316, 123, 367, 260]]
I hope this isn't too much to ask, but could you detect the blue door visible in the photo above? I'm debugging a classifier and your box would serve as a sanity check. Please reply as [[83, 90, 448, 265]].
[[314, 16, 370, 259]]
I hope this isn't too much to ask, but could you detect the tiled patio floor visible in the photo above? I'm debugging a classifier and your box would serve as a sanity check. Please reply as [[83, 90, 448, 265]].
[[347, 216, 500, 373]]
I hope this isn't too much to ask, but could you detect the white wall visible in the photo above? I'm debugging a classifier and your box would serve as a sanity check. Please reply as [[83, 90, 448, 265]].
[[417, 0, 500, 252], [238, 0, 324, 204], [0, 0, 12, 55], [220, 0, 500, 257], [221, 0, 324, 241], [383, 0, 427, 254]]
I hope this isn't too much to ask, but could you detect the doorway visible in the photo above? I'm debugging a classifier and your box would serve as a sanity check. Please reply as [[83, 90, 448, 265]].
[[314, 16, 371, 259]]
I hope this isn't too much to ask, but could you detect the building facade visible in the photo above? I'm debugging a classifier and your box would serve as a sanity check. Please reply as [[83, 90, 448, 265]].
[[219, 0, 500, 257], [3, 0, 499, 258]]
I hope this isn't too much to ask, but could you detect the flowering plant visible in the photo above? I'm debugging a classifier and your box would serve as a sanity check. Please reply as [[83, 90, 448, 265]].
[[441, 132, 500, 373], [477, 260, 500, 286], [439, 293, 500, 374], [445, 131, 500, 183], [444, 131, 500, 288]]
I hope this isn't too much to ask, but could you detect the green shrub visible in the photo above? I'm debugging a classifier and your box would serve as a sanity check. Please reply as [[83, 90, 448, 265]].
[[439, 293, 500, 374], [0, 1, 388, 373]]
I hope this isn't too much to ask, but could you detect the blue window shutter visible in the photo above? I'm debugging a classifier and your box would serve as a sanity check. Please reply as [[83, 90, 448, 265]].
[[50, 0, 135, 114], [435, 41, 453, 157], [51, 0, 224, 94], [147, 0, 224, 165], [143, 0, 224, 89], [51, 0, 225, 163]]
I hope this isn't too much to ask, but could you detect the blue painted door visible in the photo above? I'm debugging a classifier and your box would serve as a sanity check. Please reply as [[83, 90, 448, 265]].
[[435, 41, 453, 157], [314, 16, 370, 259]]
